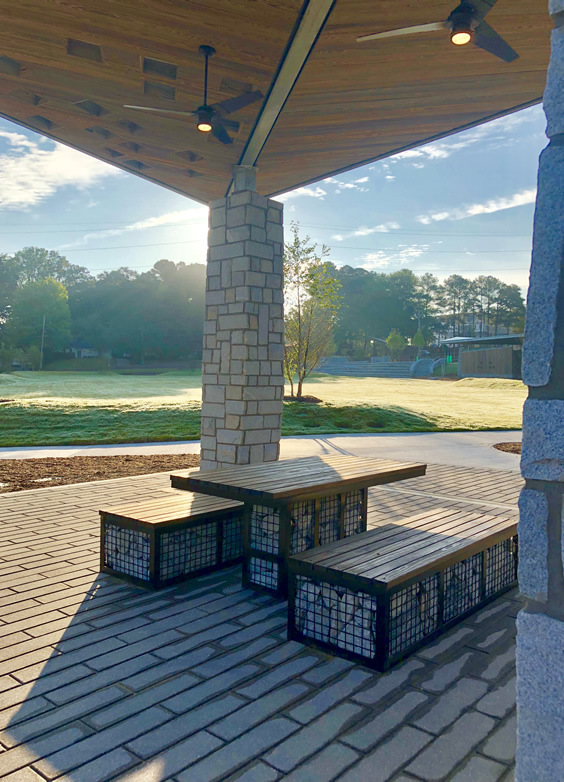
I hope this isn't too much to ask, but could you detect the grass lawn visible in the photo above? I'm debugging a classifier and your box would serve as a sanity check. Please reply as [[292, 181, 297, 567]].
[[0, 371, 525, 447]]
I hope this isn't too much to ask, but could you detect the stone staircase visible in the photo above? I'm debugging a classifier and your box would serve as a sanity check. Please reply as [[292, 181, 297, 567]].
[[318, 356, 413, 378]]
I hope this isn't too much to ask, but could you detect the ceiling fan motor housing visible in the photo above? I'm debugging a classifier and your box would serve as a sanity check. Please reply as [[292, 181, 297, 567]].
[[448, 2, 480, 34]]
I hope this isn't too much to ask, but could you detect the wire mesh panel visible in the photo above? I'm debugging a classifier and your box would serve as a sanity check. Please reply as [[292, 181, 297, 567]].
[[290, 500, 315, 554], [389, 574, 439, 658], [250, 505, 280, 554], [248, 557, 279, 590], [104, 524, 151, 582], [295, 575, 378, 657], [485, 537, 518, 597], [343, 490, 364, 537], [289, 526, 517, 670], [444, 552, 483, 622], [160, 523, 217, 582], [318, 495, 341, 547], [222, 513, 243, 563]]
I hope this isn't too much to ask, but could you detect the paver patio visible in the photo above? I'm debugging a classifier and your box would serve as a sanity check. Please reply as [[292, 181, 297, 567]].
[[0, 465, 521, 781]]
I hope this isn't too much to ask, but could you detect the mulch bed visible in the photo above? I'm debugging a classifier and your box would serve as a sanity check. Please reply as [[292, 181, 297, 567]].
[[493, 442, 521, 455], [0, 454, 200, 493]]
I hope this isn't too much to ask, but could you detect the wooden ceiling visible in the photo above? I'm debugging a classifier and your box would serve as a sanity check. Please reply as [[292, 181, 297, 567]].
[[0, 0, 551, 204]]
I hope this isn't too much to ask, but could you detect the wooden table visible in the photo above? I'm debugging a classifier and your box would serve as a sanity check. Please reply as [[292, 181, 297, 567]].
[[171, 455, 426, 597]]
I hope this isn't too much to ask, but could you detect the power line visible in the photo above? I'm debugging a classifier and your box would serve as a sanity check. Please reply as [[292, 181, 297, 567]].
[[0, 220, 533, 239], [328, 244, 530, 254], [54, 240, 203, 252], [40, 238, 531, 254], [85, 260, 530, 273]]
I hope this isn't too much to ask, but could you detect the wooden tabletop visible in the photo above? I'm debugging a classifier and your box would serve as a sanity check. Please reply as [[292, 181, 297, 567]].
[[290, 506, 517, 589], [170, 455, 426, 503]]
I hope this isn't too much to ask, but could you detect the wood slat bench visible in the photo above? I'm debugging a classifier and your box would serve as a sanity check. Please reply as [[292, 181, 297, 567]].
[[100, 493, 243, 589], [288, 507, 518, 671]]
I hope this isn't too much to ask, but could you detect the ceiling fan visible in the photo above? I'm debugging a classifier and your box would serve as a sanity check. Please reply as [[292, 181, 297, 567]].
[[124, 45, 264, 144], [356, 0, 519, 63]]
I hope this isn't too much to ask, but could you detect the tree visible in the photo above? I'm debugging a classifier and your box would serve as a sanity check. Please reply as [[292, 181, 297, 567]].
[[386, 329, 406, 360], [413, 273, 440, 339], [7, 279, 71, 356], [12, 247, 91, 289], [0, 254, 20, 339], [283, 224, 341, 398], [439, 275, 472, 337], [411, 328, 426, 357]]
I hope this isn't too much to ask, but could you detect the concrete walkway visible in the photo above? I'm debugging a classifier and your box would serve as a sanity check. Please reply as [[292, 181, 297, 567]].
[[0, 431, 522, 471], [0, 465, 520, 781]]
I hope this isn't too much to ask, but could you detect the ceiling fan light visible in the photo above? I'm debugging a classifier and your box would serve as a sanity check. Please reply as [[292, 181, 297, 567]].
[[450, 13, 473, 46], [196, 106, 213, 132], [451, 29, 472, 45]]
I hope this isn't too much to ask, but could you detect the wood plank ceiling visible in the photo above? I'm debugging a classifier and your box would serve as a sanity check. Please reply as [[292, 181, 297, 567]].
[[0, 0, 552, 204]]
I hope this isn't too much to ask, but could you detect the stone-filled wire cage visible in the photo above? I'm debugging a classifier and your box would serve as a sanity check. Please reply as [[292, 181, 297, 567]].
[[101, 509, 244, 589], [288, 534, 518, 671], [242, 489, 367, 598]]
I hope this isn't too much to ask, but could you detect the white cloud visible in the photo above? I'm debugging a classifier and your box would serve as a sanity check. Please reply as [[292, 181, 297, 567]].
[[0, 131, 121, 210], [389, 106, 543, 170], [332, 221, 400, 241], [61, 206, 208, 250], [417, 188, 537, 223], [360, 244, 429, 271], [323, 176, 369, 194], [278, 186, 327, 201], [385, 175, 395, 181]]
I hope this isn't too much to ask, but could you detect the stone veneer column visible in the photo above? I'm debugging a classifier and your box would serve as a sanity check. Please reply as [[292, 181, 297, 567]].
[[200, 167, 284, 470], [516, 3, 564, 779]]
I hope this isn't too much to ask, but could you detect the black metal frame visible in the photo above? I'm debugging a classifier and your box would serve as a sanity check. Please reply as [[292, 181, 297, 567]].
[[100, 508, 244, 589], [288, 532, 518, 671], [242, 488, 368, 599]]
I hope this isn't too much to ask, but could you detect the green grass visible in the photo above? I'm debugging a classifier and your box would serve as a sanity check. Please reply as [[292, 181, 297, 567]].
[[0, 370, 525, 446]]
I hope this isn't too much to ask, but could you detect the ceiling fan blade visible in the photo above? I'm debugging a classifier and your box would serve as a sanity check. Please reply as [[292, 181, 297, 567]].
[[212, 122, 233, 145], [467, 0, 498, 21], [357, 21, 446, 43], [220, 118, 240, 132], [211, 90, 264, 116], [473, 20, 519, 62], [123, 105, 197, 116]]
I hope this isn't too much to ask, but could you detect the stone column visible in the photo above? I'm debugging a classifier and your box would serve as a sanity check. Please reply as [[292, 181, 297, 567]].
[[200, 166, 284, 470], [516, 3, 564, 779]]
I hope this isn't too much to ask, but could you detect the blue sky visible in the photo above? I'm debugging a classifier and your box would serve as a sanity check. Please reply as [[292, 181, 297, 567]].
[[0, 103, 548, 293]]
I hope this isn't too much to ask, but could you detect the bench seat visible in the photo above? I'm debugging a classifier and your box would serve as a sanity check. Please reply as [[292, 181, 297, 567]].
[[100, 493, 243, 589], [288, 507, 518, 671]]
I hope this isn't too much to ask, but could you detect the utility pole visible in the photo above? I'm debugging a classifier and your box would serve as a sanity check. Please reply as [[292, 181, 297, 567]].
[[39, 314, 46, 371]]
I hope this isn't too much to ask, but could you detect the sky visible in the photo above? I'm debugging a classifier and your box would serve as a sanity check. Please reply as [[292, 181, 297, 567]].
[[0, 103, 548, 294]]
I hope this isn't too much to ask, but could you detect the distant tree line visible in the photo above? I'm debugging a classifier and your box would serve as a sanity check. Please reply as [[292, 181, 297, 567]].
[[0, 244, 525, 372], [331, 266, 525, 356], [0, 247, 205, 370]]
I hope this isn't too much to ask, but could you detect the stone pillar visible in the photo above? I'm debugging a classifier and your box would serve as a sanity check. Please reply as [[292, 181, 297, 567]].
[[200, 167, 284, 470], [516, 4, 564, 779]]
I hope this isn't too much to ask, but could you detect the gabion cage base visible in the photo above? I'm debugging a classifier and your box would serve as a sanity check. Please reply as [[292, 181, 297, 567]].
[[242, 489, 367, 598], [101, 510, 243, 589], [288, 535, 518, 671]]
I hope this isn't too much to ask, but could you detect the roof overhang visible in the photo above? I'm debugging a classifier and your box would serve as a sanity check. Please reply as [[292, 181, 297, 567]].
[[0, 0, 551, 204]]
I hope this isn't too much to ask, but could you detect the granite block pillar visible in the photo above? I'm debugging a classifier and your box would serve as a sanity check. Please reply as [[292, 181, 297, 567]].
[[200, 167, 284, 470], [516, 4, 564, 779]]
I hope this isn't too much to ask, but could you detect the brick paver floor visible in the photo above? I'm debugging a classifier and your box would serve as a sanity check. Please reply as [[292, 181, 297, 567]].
[[0, 464, 521, 781]]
